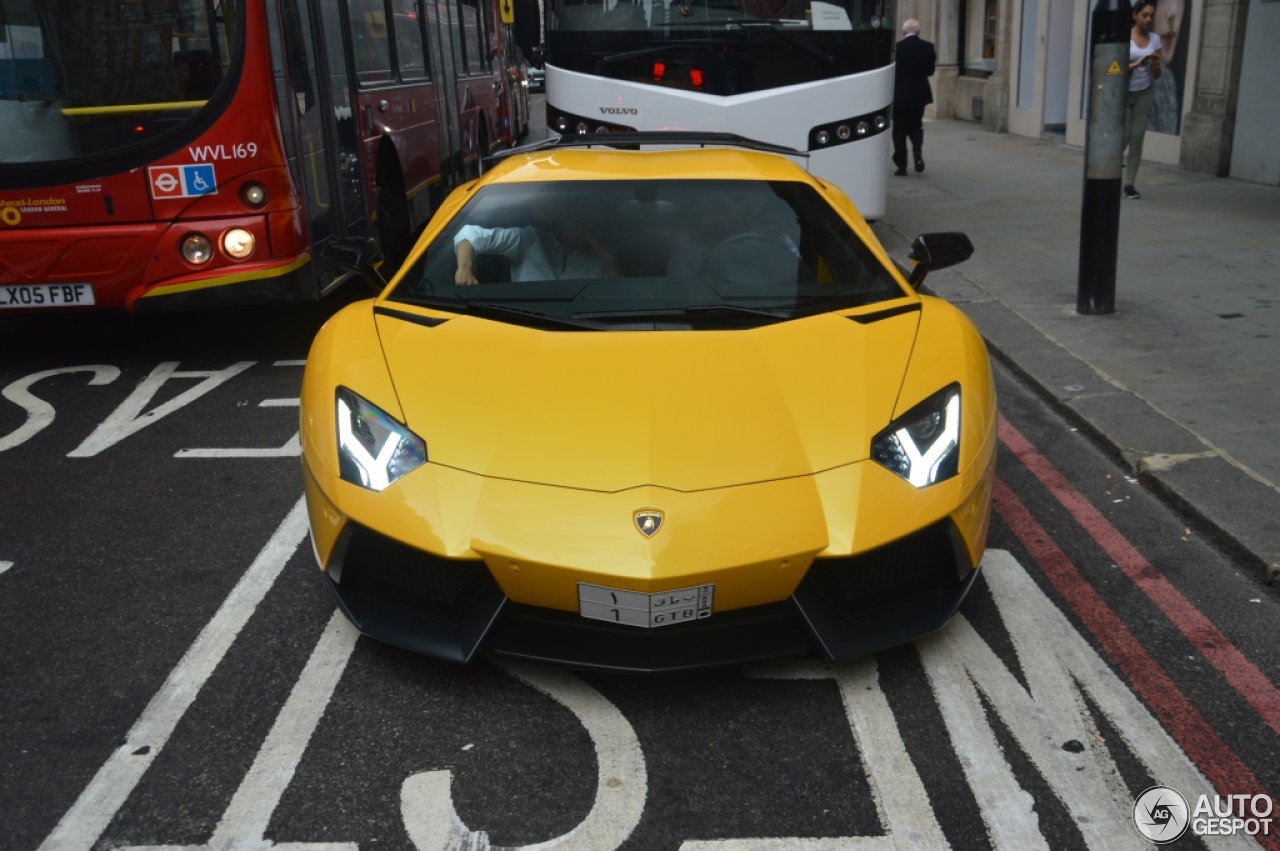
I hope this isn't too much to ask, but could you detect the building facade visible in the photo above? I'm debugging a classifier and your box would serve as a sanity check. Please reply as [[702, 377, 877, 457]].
[[907, 0, 1279, 185]]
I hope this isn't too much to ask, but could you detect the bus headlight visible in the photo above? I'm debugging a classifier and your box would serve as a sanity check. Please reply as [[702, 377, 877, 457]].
[[180, 233, 214, 265], [875, 114, 889, 131], [836, 124, 851, 141], [222, 228, 256, 260], [856, 120, 870, 136], [816, 129, 831, 146]]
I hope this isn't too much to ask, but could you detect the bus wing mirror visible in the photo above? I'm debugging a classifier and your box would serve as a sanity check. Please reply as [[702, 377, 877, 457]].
[[323, 236, 387, 292], [907, 232, 973, 288], [513, 0, 540, 56]]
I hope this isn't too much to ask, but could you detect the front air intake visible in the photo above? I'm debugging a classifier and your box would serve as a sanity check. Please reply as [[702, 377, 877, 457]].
[[804, 520, 964, 619], [332, 523, 495, 623]]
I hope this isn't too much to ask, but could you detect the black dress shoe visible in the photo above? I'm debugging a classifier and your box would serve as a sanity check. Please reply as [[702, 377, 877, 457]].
[[914, 153, 925, 173], [894, 167, 908, 176]]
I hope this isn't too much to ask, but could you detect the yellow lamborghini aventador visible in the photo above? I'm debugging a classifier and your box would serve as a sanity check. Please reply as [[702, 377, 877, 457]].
[[301, 133, 995, 673]]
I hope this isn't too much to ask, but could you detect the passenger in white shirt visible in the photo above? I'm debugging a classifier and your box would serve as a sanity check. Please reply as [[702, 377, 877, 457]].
[[454, 194, 619, 284]]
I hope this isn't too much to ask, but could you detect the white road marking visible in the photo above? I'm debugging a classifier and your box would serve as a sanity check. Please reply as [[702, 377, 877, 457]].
[[119, 611, 361, 851], [44, 546, 1252, 851], [917, 550, 1254, 850], [207, 610, 359, 848], [38, 497, 310, 851], [0, 366, 120, 452], [69, 361, 254, 457], [703, 656, 949, 850], [918, 630, 1053, 851], [686, 550, 1250, 850], [274, 360, 307, 367], [402, 661, 648, 851], [175, 433, 301, 458], [0, 561, 12, 575], [259, 398, 301, 407]]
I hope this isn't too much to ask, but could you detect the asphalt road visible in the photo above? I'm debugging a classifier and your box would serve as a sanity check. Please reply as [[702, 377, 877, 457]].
[[2, 291, 1277, 851]]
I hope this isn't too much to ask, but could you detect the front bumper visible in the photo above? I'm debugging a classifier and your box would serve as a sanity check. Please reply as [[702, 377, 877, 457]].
[[317, 511, 981, 673], [303, 414, 995, 672]]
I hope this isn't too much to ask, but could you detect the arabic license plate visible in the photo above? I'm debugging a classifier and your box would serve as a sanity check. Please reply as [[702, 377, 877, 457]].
[[578, 582, 714, 628], [0, 283, 95, 309]]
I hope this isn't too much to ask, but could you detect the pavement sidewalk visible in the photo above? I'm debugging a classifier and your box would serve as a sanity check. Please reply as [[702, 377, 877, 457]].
[[872, 119, 1280, 584]]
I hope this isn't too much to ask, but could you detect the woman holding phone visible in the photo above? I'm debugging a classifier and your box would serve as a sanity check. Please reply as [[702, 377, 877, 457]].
[[1123, 0, 1163, 199]]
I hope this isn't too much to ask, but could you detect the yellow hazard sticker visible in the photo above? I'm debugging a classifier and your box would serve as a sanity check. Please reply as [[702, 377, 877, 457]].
[[1106, 60, 1123, 76]]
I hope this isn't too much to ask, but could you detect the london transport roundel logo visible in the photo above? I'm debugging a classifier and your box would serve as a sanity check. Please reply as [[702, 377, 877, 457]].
[[1133, 785, 1190, 844]]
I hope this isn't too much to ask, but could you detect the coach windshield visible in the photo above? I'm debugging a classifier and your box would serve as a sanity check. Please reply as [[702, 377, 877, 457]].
[[545, 0, 895, 95]]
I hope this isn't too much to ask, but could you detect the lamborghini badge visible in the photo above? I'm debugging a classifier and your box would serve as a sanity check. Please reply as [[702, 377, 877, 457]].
[[634, 510, 664, 537]]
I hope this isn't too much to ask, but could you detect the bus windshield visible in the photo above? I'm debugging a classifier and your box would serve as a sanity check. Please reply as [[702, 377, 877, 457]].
[[0, 0, 240, 164], [546, 0, 894, 94]]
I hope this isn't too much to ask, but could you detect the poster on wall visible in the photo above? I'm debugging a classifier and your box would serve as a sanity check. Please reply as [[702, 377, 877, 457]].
[[1148, 0, 1189, 134]]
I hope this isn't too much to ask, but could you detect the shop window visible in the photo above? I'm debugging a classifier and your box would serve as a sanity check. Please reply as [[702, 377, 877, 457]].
[[964, 0, 998, 75]]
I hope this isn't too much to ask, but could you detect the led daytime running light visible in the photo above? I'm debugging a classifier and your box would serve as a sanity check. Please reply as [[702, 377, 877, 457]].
[[871, 386, 961, 488], [335, 388, 426, 491]]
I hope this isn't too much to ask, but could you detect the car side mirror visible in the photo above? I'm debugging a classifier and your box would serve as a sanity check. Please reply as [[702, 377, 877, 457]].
[[322, 236, 386, 293], [907, 232, 974, 288]]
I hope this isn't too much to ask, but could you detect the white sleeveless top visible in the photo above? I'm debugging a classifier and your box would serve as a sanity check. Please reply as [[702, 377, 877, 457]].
[[1130, 31, 1162, 92]]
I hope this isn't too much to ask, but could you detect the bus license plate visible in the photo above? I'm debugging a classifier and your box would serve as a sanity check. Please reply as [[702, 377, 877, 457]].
[[0, 283, 96, 309], [578, 582, 714, 628]]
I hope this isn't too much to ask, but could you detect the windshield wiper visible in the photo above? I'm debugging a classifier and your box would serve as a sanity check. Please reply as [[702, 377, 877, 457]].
[[392, 296, 606, 331], [601, 46, 677, 65], [466, 301, 607, 330], [574, 303, 794, 322]]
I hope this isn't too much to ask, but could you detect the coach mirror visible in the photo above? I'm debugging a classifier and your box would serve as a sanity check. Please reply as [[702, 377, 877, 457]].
[[907, 233, 974, 288], [323, 237, 387, 293]]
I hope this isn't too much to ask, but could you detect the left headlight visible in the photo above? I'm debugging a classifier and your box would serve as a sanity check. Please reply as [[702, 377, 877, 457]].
[[335, 387, 427, 491], [871, 384, 961, 488]]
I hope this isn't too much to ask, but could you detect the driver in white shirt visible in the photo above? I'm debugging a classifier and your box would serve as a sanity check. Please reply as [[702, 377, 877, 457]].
[[454, 194, 620, 284]]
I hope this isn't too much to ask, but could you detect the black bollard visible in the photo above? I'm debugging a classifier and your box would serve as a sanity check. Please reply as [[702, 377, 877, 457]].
[[1077, 0, 1132, 315]]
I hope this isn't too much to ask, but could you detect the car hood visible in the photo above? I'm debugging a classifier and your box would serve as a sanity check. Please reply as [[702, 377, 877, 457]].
[[375, 308, 919, 492]]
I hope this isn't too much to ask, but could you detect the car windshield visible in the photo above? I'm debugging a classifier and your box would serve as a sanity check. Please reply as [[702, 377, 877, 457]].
[[388, 179, 906, 329]]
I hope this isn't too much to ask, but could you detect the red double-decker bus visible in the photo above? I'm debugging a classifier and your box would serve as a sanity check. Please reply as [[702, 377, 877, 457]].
[[0, 0, 521, 312]]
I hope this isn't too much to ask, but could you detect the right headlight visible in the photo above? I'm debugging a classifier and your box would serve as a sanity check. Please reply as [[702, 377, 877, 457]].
[[335, 387, 427, 491], [871, 384, 961, 488]]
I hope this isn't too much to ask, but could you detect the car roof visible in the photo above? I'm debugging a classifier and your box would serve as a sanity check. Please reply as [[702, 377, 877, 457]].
[[479, 147, 818, 187]]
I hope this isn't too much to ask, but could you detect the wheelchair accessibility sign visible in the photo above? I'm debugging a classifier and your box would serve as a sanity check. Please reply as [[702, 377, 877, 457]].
[[149, 164, 218, 199]]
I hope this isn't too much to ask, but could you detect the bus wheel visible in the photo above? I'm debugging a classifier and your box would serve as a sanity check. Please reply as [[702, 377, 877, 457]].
[[376, 168, 411, 271]]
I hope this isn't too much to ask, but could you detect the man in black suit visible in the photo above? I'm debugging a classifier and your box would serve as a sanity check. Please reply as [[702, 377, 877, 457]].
[[892, 19, 937, 176]]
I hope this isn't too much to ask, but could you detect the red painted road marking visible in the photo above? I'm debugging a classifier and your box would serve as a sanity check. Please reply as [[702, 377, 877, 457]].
[[992, 477, 1278, 850], [998, 415, 1280, 737]]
